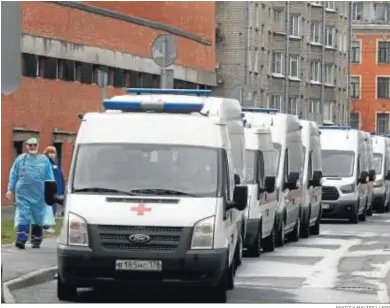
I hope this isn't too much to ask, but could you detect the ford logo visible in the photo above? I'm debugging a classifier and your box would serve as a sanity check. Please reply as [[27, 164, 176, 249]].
[[128, 234, 150, 243]]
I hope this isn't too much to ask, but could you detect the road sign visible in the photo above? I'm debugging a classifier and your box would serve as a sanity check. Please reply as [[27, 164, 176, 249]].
[[1, 1, 21, 95], [151, 34, 177, 68], [231, 85, 254, 107], [160, 69, 174, 89]]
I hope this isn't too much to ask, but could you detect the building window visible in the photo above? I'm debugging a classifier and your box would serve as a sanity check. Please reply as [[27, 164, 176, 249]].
[[289, 15, 300, 37], [309, 99, 321, 114], [310, 61, 320, 82], [325, 26, 335, 47], [287, 97, 297, 114], [113, 68, 125, 88], [140, 73, 154, 88], [377, 113, 390, 134], [76, 62, 93, 84], [350, 76, 360, 99], [41, 57, 58, 80], [374, 3, 389, 22], [377, 77, 390, 99], [311, 1, 322, 5], [310, 21, 321, 44], [324, 101, 334, 121], [270, 95, 282, 110], [60, 60, 76, 82], [22, 53, 38, 78], [54, 142, 63, 169], [351, 41, 361, 63], [271, 52, 284, 75], [273, 9, 283, 25], [127, 70, 140, 88], [352, 2, 363, 21], [289, 55, 299, 78], [325, 1, 336, 10], [350, 112, 360, 129], [378, 41, 390, 64], [324, 64, 334, 85]]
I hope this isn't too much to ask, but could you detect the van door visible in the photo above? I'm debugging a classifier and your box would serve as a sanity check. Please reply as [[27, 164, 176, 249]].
[[283, 149, 295, 230], [257, 150, 270, 234]]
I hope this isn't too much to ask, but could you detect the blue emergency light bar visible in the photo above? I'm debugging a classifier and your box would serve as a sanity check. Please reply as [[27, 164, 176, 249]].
[[103, 99, 204, 113], [126, 88, 212, 96], [242, 107, 279, 114], [319, 125, 352, 130]]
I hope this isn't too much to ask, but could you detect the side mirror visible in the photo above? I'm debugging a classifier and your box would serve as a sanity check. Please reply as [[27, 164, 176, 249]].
[[263, 176, 276, 193], [359, 171, 368, 184], [284, 172, 299, 190], [309, 170, 322, 187], [386, 170, 390, 181], [227, 185, 248, 211], [368, 169, 376, 182], [44, 180, 64, 206], [234, 174, 241, 185]]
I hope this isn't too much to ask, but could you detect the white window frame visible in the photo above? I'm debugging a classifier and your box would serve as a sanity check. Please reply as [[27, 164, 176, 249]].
[[351, 40, 361, 63], [373, 3, 389, 22], [271, 52, 284, 75], [310, 21, 322, 44], [289, 15, 300, 38], [310, 61, 320, 83], [289, 55, 299, 79], [311, 1, 322, 6], [376, 112, 390, 135], [350, 76, 361, 99], [377, 41, 390, 64], [248, 47, 253, 72], [349, 111, 360, 129], [273, 9, 284, 33], [325, 26, 336, 48], [288, 97, 298, 115], [309, 99, 321, 114], [325, 1, 336, 11], [324, 64, 334, 85], [254, 49, 259, 74], [376, 76, 390, 99], [270, 95, 282, 110], [324, 101, 334, 122], [352, 2, 363, 21]]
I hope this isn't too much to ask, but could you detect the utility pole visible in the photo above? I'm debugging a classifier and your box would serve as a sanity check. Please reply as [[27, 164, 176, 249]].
[[320, 4, 326, 124], [284, 1, 290, 113]]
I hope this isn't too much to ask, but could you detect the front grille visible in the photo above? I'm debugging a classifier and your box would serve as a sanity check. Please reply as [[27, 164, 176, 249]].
[[97, 225, 183, 252], [322, 186, 339, 200]]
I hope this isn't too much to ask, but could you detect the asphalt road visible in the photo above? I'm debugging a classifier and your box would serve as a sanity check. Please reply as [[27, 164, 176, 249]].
[[11, 212, 390, 303]]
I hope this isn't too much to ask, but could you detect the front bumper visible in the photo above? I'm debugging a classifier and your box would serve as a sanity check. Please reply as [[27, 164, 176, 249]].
[[321, 199, 358, 219]]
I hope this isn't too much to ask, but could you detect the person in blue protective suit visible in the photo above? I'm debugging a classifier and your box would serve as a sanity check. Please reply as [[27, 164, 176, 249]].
[[5, 138, 54, 249]]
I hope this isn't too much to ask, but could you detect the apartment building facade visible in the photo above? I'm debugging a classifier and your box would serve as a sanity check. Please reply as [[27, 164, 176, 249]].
[[214, 1, 350, 124], [350, 1, 390, 133]]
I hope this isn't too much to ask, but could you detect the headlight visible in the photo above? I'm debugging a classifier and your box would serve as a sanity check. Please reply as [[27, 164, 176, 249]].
[[340, 184, 355, 194], [191, 216, 215, 250], [374, 181, 382, 188], [67, 212, 89, 247]]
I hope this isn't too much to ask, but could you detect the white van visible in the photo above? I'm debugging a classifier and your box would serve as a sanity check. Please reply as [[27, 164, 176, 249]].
[[242, 123, 278, 256], [363, 132, 375, 216], [372, 135, 390, 213], [44, 89, 248, 303], [299, 120, 323, 237], [242, 108, 303, 246], [320, 126, 369, 223]]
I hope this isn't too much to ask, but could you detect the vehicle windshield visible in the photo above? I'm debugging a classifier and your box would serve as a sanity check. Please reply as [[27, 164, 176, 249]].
[[245, 150, 256, 184], [373, 153, 383, 175], [321, 150, 355, 177], [71, 144, 220, 197]]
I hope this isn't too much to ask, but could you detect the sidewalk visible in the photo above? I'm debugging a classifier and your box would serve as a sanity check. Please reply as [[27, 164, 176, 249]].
[[2, 238, 57, 282]]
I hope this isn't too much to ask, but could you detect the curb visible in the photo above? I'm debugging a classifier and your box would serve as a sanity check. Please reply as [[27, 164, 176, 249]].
[[4, 266, 58, 303]]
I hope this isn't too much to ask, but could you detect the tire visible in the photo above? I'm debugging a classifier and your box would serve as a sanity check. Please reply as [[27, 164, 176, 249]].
[[288, 216, 300, 242], [377, 201, 386, 214], [300, 210, 310, 239], [57, 275, 77, 301], [208, 259, 231, 303], [359, 203, 367, 222], [310, 208, 321, 236], [385, 202, 390, 213], [276, 217, 285, 247], [349, 203, 359, 224], [262, 221, 276, 252], [246, 223, 262, 258], [234, 234, 243, 269]]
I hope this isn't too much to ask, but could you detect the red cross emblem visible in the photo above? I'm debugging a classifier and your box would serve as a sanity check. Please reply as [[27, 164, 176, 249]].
[[131, 203, 151, 216]]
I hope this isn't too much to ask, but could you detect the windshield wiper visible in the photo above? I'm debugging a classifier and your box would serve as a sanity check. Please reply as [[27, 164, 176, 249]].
[[73, 187, 136, 196], [130, 188, 195, 197]]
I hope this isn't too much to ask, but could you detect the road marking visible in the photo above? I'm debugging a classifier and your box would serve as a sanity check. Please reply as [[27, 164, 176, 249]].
[[345, 250, 390, 257], [268, 246, 341, 258]]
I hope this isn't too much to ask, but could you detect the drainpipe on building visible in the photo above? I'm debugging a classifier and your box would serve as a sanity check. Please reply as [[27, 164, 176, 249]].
[[244, 0, 250, 87], [347, 1, 353, 126], [284, 1, 290, 113], [320, 4, 325, 124]]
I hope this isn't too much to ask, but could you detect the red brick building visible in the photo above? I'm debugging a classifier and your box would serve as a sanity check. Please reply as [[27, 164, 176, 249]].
[[1, 1, 216, 205]]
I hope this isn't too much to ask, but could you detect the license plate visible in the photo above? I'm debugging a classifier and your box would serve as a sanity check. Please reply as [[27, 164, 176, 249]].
[[322, 203, 330, 209], [115, 260, 162, 272]]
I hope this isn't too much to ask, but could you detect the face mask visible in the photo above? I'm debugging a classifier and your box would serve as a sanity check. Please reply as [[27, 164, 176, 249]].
[[48, 153, 56, 160]]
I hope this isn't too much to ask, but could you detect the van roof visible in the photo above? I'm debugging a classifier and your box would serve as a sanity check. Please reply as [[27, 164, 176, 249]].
[[244, 127, 273, 151], [300, 120, 320, 147], [320, 128, 364, 151]]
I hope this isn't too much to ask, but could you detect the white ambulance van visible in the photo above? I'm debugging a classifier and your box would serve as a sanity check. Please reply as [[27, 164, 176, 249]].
[[242, 108, 303, 246], [44, 88, 248, 303], [320, 126, 369, 223], [372, 134, 390, 213], [242, 120, 278, 256], [299, 120, 323, 237], [363, 131, 375, 216]]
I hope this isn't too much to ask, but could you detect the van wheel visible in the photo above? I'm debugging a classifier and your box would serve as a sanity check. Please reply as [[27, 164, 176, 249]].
[[276, 218, 285, 247], [359, 204, 367, 221], [377, 201, 386, 213], [385, 202, 390, 213], [262, 221, 276, 252], [310, 209, 321, 236], [246, 223, 262, 258], [234, 234, 243, 272], [288, 216, 300, 242], [300, 210, 310, 239], [207, 261, 230, 303], [349, 203, 359, 224], [57, 275, 77, 301]]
